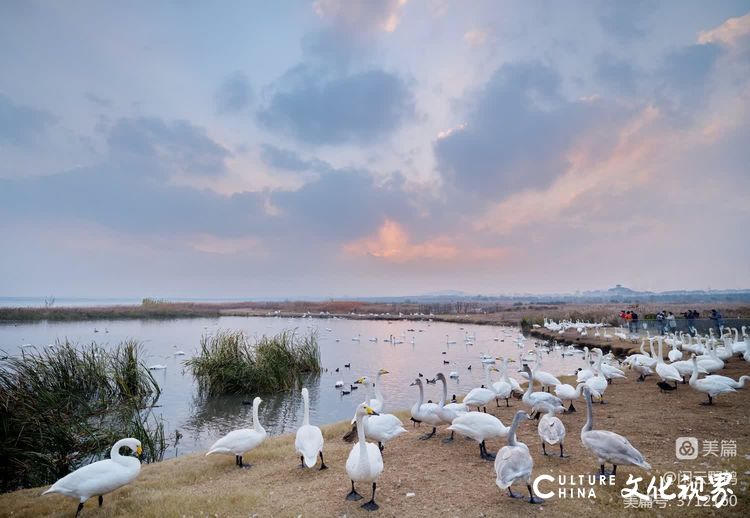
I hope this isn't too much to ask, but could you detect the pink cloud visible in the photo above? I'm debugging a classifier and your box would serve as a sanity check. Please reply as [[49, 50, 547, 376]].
[[343, 219, 507, 263]]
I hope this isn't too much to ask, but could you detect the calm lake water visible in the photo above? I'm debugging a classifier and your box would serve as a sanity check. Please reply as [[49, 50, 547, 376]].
[[0, 316, 583, 457]]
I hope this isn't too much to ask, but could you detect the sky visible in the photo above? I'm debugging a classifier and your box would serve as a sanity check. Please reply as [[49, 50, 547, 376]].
[[1, 0, 749, 299]]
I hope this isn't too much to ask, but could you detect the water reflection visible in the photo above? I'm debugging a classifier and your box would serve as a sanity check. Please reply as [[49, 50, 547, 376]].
[[1, 316, 580, 456]]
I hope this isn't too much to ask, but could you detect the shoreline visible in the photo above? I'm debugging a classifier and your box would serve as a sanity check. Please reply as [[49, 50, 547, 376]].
[[2, 360, 749, 516]]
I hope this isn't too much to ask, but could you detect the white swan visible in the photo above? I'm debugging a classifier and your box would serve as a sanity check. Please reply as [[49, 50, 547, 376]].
[[688, 354, 736, 405], [521, 364, 564, 414], [345, 403, 384, 511], [492, 361, 512, 407], [655, 337, 682, 385], [494, 410, 543, 504], [554, 382, 589, 413], [580, 387, 650, 476], [43, 438, 142, 517], [206, 396, 267, 467], [585, 350, 609, 403], [668, 341, 683, 362], [436, 372, 468, 442], [409, 378, 442, 439], [295, 388, 327, 470], [703, 374, 750, 389], [462, 363, 498, 412], [447, 410, 511, 460], [536, 405, 567, 457], [346, 375, 406, 451]]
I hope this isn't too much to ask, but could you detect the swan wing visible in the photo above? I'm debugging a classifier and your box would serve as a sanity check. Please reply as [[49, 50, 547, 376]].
[[495, 444, 533, 489], [44, 459, 139, 500], [539, 416, 565, 444], [207, 428, 265, 455], [365, 414, 407, 442], [582, 430, 649, 468]]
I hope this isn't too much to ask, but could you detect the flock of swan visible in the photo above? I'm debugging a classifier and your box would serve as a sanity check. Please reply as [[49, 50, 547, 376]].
[[39, 322, 749, 515]]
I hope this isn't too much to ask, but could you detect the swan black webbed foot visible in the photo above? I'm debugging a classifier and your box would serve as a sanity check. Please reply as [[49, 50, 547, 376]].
[[319, 452, 328, 470], [559, 444, 569, 458], [360, 482, 379, 511], [346, 481, 363, 501], [98, 495, 103, 507], [442, 431, 454, 443], [527, 484, 544, 504], [508, 487, 524, 499], [419, 427, 436, 440]]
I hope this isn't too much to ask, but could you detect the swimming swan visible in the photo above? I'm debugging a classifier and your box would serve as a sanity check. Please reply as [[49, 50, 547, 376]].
[[43, 438, 142, 517], [580, 387, 650, 476], [206, 396, 267, 467], [345, 403, 384, 511], [495, 410, 543, 504], [295, 388, 327, 470]]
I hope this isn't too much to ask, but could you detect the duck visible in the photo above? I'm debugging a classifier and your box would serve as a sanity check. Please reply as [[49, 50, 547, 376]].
[[580, 387, 650, 476], [688, 354, 736, 405], [494, 410, 543, 504], [447, 410, 511, 460], [462, 363, 498, 412], [43, 438, 142, 517], [536, 405, 568, 457], [409, 378, 442, 439], [436, 372, 468, 442], [206, 396, 267, 467], [345, 403, 384, 511], [295, 388, 327, 470]]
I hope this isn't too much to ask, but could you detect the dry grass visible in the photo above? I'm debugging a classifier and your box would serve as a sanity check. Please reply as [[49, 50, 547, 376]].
[[2, 360, 750, 517]]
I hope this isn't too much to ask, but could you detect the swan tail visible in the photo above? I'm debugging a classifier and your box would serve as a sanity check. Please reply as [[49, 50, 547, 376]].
[[206, 447, 231, 456]]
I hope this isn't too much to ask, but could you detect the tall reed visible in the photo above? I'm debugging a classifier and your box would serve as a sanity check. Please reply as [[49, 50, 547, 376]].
[[0, 340, 165, 492], [186, 330, 321, 396]]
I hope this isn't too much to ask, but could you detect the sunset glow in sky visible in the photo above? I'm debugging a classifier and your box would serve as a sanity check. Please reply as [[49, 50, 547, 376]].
[[1, 1, 749, 298]]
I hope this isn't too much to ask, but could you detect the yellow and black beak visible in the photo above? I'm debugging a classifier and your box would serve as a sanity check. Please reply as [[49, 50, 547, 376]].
[[380, 369, 390, 375], [136, 446, 143, 457], [365, 406, 380, 416], [355, 377, 366, 384]]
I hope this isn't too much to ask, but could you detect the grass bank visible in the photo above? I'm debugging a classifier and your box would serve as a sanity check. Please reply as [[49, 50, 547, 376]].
[[2, 360, 749, 517], [0, 341, 165, 493]]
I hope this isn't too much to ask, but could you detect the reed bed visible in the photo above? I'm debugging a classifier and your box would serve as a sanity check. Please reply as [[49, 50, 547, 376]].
[[0, 340, 165, 493], [186, 330, 321, 396]]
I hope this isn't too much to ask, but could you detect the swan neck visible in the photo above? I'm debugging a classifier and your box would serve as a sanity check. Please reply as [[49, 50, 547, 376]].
[[439, 377, 447, 407], [356, 411, 369, 468], [583, 393, 593, 433], [110, 439, 128, 463], [302, 390, 310, 426], [253, 400, 264, 433], [374, 372, 384, 402], [507, 412, 524, 447], [417, 381, 424, 405]]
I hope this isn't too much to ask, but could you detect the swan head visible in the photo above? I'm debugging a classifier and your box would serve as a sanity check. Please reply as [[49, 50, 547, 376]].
[[355, 376, 368, 384], [410, 378, 422, 387], [378, 368, 389, 375], [490, 366, 500, 372], [253, 396, 263, 408], [436, 372, 446, 381], [356, 403, 380, 417], [120, 438, 143, 457]]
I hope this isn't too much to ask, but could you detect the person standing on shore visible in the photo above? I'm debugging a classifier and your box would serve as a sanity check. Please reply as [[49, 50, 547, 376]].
[[710, 309, 723, 334], [656, 311, 665, 335], [631, 311, 639, 335], [667, 312, 677, 335]]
